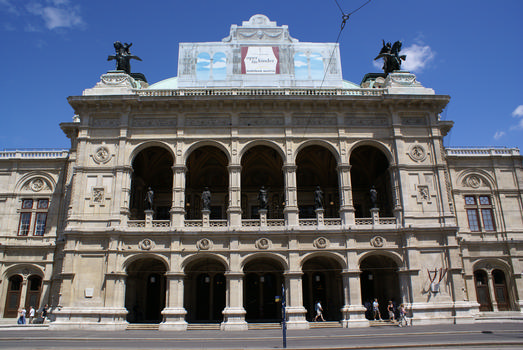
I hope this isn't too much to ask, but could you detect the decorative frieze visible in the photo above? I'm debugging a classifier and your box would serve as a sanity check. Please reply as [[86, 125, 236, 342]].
[[131, 117, 177, 128], [344, 117, 388, 126], [293, 116, 337, 126]]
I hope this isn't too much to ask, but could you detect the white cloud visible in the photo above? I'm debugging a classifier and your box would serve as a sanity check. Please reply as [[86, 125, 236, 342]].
[[512, 105, 523, 118], [26, 2, 83, 30], [494, 131, 506, 140], [402, 44, 434, 73]]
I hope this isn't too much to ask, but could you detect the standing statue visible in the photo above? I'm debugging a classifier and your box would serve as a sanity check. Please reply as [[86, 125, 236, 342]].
[[107, 41, 142, 74], [374, 40, 406, 75], [314, 186, 324, 210], [370, 186, 378, 209], [258, 186, 268, 210], [202, 187, 211, 211], [145, 187, 154, 210]]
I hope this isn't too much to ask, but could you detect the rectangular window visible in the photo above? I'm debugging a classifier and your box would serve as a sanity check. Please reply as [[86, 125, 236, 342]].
[[464, 195, 496, 232], [481, 209, 495, 231], [18, 213, 31, 236], [466, 209, 480, 232], [34, 213, 47, 236], [18, 198, 49, 236]]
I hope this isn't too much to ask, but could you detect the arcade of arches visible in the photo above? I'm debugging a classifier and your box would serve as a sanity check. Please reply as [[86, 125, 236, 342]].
[[120, 254, 405, 325], [129, 144, 392, 221]]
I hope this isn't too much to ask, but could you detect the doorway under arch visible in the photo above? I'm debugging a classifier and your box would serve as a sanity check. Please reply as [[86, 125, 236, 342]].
[[474, 270, 492, 311], [360, 255, 401, 320], [3, 275, 23, 318], [125, 257, 167, 323], [302, 256, 343, 321], [184, 257, 226, 323], [244, 258, 284, 322]]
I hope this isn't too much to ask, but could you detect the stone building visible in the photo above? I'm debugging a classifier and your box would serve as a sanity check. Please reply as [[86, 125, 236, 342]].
[[0, 15, 521, 330]]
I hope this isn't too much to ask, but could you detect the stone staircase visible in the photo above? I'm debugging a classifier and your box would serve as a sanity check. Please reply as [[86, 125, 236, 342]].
[[248, 322, 282, 330], [369, 320, 399, 327], [126, 323, 159, 331], [309, 321, 342, 329], [187, 323, 221, 330], [475, 311, 523, 323]]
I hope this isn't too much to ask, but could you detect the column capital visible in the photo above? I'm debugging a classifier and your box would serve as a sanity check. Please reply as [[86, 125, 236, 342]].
[[227, 164, 242, 172], [337, 163, 351, 171], [282, 164, 297, 171], [172, 164, 187, 172]]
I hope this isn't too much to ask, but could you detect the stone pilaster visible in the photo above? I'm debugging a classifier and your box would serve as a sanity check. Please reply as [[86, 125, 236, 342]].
[[160, 272, 187, 330]]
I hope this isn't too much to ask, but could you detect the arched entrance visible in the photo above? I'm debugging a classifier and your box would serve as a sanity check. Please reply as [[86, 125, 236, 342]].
[[184, 257, 226, 323], [125, 258, 167, 323], [3, 275, 22, 318], [25, 275, 42, 311], [302, 256, 343, 321], [360, 255, 400, 320], [474, 270, 492, 311], [241, 146, 284, 219], [244, 258, 283, 322], [296, 145, 339, 218], [130, 146, 174, 220], [350, 146, 393, 218], [492, 269, 510, 311], [185, 146, 229, 220]]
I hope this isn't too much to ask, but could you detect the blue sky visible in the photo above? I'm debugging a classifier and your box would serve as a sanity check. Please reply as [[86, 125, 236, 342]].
[[0, 0, 522, 150]]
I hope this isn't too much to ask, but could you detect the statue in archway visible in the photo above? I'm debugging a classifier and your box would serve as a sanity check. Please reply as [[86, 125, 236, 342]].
[[374, 40, 406, 75], [258, 186, 268, 210], [107, 41, 142, 74], [314, 186, 324, 210], [370, 186, 378, 209], [144, 187, 154, 210], [202, 187, 211, 211]]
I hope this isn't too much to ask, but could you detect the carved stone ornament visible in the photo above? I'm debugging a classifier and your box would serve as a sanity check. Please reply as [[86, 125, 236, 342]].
[[313, 237, 328, 249], [408, 144, 427, 162], [197, 238, 212, 250], [255, 238, 271, 250], [93, 146, 111, 164], [466, 175, 481, 188], [370, 236, 385, 247], [139, 238, 154, 250], [417, 185, 430, 202], [30, 178, 45, 192], [92, 187, 104, 203]]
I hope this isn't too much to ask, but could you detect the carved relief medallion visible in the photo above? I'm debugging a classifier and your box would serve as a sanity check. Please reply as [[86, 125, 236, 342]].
[[370, 236, 385, 247], [255, 238, 271, 250], [30, 178, 45, 192], [139, 238, 154, 250], [313, 237, 328, 249], [92, 187, 104, 203], [93, 146, 111, 164], [408, 144, 427, 162], [197, 238, 212, 250], [466, 175, 481, 188]]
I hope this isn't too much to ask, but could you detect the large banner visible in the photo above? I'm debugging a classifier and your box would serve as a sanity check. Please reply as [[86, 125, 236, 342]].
[[241, 46, 279, 74]]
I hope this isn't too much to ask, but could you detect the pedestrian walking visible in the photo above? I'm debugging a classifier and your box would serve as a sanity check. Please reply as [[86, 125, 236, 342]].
[[28, 306, 35, 324], [313, 300, 325, 321], [387, 300, 395, 321], [40, 304, 48, 323], [17, 307, 26, 325], [372, 298, 381, 320], [398, 303, 407, 327]]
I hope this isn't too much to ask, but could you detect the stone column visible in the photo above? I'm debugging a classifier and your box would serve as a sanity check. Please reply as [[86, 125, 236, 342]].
[[259, 209, 267, 227], [160, 272, 187, 330], [227, 165, 242, 228], [284, 271, 308, 329], [119, 166, 133, 226], [337, 164, 354, 226], [221, 272, 247, 330], [341, 271, 369, 327], [283, 164, 299, 227], [144, 210, 154, 228], [202, 209, 210, 227], [388, 165, 404, 224], [315, 208, 324, 227], [171, 165, 187, 228], [486, 270, 499, 312]]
